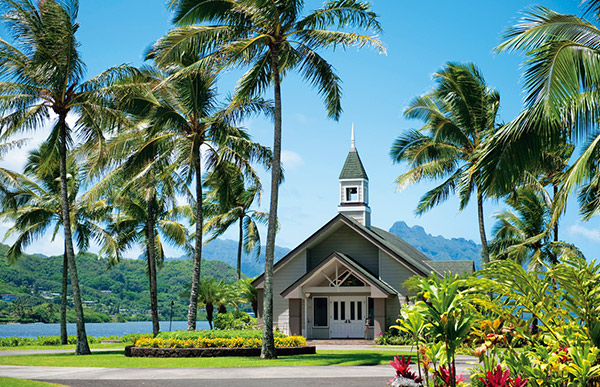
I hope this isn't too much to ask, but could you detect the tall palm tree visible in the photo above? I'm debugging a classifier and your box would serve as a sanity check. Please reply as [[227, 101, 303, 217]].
[[150, 0, 384, 358], [489, 186, 581, 271], [105, 63, 270, 332], [100, 164, 191, 337], [486, 1, 600, 222], [1, 144, 108, 345], [0, 0, 128, 354], [390, 63, 500, 264], [204, 161, 268, 280]]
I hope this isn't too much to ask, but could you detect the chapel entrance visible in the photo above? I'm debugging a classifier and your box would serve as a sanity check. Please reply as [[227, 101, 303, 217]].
[[330, 296, 366, 338]]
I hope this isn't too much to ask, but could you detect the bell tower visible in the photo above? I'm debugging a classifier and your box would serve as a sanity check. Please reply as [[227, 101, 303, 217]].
[[337, 125, 371, 228]]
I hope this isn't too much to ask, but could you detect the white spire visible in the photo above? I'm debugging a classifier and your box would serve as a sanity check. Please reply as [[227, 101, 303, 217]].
[[351, 123, 356, 151]]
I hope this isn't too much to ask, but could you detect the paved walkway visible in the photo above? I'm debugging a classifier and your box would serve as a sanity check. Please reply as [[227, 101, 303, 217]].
[[0, 345, 478, 386]]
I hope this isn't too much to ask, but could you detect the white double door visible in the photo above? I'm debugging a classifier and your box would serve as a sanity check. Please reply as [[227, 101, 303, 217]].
[[330, 296, 366, 338]]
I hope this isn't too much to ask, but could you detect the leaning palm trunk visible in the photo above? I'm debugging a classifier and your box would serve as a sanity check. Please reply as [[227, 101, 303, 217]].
[[237, 216, 243, 280], [146, 201, 160, 337], [187, 154, 203, 330], [58, 116, 91, 355], [477, 190, 490, 264], [60, 247, 68, 345], [261, 49, 282, 359]]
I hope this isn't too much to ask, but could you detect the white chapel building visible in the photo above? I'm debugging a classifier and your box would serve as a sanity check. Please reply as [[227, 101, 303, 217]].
[[252, 131, 475, 339]]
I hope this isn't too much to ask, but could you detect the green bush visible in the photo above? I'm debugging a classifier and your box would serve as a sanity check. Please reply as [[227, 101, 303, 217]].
[[375, 327, 413, 346], [0, 333, 144, 347], [214, 311, 257, 330], [157, 329, 286, 340]]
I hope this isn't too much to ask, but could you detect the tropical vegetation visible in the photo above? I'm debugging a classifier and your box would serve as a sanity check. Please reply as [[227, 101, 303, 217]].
[[150, 0, 384, 358]]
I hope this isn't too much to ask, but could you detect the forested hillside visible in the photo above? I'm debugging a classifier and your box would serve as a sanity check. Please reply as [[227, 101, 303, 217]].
[[0, 244, 238, 323]]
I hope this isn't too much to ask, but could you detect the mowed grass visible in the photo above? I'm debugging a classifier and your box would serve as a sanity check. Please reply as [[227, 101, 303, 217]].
[[0, 349, 412, 368], [0, 343, 128, 351], [0, 378, 67, 386]]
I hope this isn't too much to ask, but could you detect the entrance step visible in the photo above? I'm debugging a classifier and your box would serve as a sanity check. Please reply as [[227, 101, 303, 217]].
[[306, 339, 375, 345]]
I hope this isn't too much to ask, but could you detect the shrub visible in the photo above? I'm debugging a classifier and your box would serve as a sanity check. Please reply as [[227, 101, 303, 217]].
[[134, 335, 307, 349], [376, 327, 413, 346], [157, 329, 286, 340], [214, 310, 256, 330]]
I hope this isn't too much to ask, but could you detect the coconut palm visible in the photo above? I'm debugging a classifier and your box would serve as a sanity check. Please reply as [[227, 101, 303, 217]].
[[489, 186, 581, 271], [390, 63, 500, 264], [101, 167, 192, 337], [488, 1, 600, 222], [204, 161, 268, 280], [150, 0, 384, 358], [0, 0, 129, 354], [1, 144, 109, 345], [108, 63, 270, 332]]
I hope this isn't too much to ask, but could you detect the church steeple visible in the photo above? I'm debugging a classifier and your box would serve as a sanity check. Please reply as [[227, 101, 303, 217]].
[[338, 126, 371, 228]]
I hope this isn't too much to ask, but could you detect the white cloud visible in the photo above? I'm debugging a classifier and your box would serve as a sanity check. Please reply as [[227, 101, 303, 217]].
[[569, 224, 600, 243], [281, 150, 304, 171]]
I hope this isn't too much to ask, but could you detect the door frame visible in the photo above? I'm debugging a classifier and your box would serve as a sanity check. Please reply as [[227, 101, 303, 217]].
[[329, 295, 367, 338]]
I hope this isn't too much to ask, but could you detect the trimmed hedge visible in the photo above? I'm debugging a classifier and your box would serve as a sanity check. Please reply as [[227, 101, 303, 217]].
[[0, 333, 145, 347], [156, 329, 286, 340], [134, 335, 307, 349]]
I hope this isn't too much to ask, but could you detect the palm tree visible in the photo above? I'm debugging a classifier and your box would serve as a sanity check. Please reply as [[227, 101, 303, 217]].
[[101, 167, 191, 337], [0, 0, 129, 355], [195, 277, 231, 329], [489, 186, 581, 271], [204, 161, 268, 280], [390, 63, 500, 264], [150, 0, 384, 358], [236, 278, 258, 317], [487, 1, 600, 222], [1, 144, 108, 345], [106, 63, 271, 332]]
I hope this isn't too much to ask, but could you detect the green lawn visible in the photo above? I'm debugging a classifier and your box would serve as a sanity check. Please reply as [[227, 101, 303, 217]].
[[0, 378, 67, 386], [0, 349, 412, 368], [0, 343, 128, 351]]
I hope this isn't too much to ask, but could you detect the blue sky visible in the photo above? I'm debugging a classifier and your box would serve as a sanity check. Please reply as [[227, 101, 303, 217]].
[[1, 0, 599, 260]]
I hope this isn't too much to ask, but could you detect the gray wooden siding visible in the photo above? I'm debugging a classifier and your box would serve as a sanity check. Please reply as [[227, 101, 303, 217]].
[[379, 250, 413, 324], [307, 224, 379, 274], [274, 251, 307, 331]]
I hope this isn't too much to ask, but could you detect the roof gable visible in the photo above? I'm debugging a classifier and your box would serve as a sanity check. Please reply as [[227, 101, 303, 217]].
[[252, 214, 438, 288]]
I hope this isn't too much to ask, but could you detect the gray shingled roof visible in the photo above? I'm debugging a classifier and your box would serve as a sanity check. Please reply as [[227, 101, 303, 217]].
[[426, 260, 475, 276], [339, 149, 368, 179]]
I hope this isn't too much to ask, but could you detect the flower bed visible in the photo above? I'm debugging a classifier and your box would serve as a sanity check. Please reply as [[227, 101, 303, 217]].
[[127, 333, 314, 357], [134, 335, 306, 349]]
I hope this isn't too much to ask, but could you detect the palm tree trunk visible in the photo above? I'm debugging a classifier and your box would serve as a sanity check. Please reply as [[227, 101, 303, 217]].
[[60, 245, 68, 345], [187, 152, 203, 330], [477, 190, 490, 264], [206, 303, 214, 329], [261, 46, 282, 360], [146, 200, 160, 337], [58, 114, 90, 355], [237, 216, 243, 280], [553, 184, 559, 242]]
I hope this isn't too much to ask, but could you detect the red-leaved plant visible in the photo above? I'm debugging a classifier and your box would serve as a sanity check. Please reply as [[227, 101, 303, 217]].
[[389, 355, 423, 384], [434, 365, 465, 387], [478, 365, 528, 387]]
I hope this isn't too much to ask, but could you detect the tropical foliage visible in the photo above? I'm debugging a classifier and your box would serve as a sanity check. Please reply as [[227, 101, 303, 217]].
[[152, 0, 384, 358], [391, 63, 501, 264]]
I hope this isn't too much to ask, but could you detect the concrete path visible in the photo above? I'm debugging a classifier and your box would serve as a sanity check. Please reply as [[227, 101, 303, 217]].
[[0, 346, 478, 387]]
